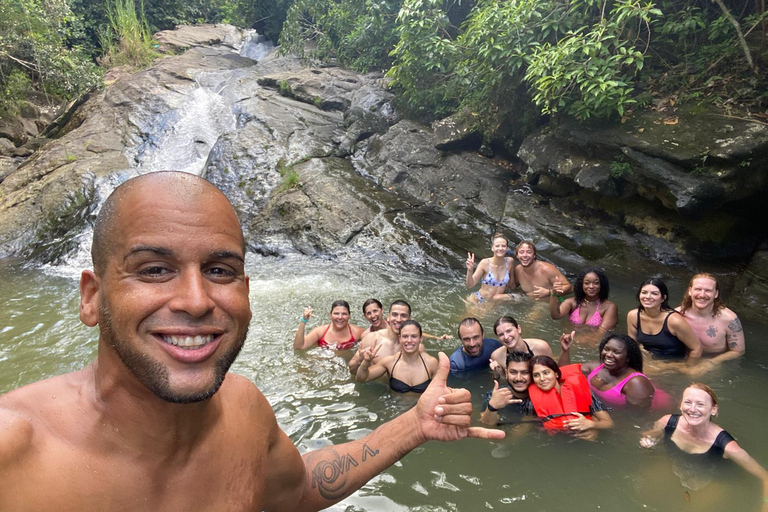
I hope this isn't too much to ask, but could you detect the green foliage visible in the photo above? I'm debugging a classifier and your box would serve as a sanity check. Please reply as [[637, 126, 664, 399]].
[[100, 0, 158, 68], [0, 71, 31, 116], [278, 169, 301, 191], [278, 79, 292, 96], [386, 0, 458, 118], [280, 0, 401, 72], [0, 0, 101, 112], [221, 0, 291, 42], [610, 157, 632, 178]]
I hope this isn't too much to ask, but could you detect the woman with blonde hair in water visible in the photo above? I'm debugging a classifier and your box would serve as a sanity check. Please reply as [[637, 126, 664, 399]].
[[465, 233, 517, 304]]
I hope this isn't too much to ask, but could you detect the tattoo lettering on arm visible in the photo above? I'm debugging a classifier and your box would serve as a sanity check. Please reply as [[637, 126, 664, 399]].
[[706, 325, 718, 338], [727, 333, 739, 348], [310, 451, 358, 500], [728, 317, 744, 333], [362, 443, 379, 462]]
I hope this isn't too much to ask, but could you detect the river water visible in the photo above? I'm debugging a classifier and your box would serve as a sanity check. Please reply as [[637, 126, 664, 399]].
[[1, 253, 767, 511]]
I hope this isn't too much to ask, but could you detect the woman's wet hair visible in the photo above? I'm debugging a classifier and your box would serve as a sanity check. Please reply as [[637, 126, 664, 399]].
[[685, 383, 719, 409], [493, 315, 519, 335], [399, 319, 422, 337], [574, 267, 610, 304], [599, 333, 643, 373], [362, 298, 383, 313], [679, 273, 724, 316], [530, 355, 561, 380], [330, 300, 351, 313], [636, 277, 672, 311]]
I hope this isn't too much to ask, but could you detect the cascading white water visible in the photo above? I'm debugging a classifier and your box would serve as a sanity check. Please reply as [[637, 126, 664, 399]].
[[46, 35, 277, 276]]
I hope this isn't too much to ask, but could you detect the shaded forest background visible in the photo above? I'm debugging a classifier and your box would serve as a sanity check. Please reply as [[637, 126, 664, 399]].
[[1, 0, 766, 144]]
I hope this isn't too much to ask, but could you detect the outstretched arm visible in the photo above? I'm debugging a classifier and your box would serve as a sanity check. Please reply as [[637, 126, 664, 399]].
[[724, 441, 768, 512], [267, 353, 505, 512], [639, 415, 670, 449]]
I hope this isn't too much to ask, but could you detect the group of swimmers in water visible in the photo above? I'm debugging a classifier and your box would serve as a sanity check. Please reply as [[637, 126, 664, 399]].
[[293, 233, 766, 509]]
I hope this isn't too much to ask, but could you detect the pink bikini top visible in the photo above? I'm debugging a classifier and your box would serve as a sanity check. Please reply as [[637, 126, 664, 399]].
[[587, 364, 645, 405], [569, 301, 602, 326], [586, 364, 671, 409]]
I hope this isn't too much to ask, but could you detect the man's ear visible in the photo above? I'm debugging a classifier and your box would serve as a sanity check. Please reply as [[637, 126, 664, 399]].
[[80, 270, 101, 327]]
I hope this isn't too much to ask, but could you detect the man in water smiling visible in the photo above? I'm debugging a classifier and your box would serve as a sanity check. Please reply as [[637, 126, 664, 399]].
[[0, 172, 502, 511]]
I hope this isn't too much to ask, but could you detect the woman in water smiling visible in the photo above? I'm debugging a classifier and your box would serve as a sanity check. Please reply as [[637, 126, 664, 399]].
[[465, 233, 517, 303], [293, 300, 366, 350], [627, 277, 701, 361], [550, 267, 618, 331], [528, 355, 613, 434], [561, 333, 663, 409], [641, 383, 768, 509], [355, 320, 439, 393]]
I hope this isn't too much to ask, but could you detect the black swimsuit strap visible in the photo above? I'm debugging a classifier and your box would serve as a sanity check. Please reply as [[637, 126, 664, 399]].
[[390, 352, 403, 377], [418, 353, 431, 379]]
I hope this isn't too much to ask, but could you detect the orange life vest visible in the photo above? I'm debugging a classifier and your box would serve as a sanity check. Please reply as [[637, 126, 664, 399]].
[[528, 364, 592, 431]]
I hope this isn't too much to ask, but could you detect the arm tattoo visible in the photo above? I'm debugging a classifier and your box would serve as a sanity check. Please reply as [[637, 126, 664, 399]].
[[310, 451, 358, 500], [706, 325, 718, 338], [727, 317, 743, 333], [362, 443, 379, 462], [309, 444, 380, 500]]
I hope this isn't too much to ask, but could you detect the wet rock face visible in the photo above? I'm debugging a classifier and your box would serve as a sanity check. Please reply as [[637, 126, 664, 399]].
[[518, 109, 768, 260]]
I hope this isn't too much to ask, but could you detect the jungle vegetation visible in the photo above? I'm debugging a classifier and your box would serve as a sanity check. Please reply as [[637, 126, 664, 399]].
[[2, 0, 766, 138]]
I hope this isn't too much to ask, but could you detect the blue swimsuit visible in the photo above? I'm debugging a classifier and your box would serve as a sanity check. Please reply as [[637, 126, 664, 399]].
[[475, 260, 511, 302]]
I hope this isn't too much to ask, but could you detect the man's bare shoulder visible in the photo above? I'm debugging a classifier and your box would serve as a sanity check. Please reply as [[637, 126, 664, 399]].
[[0, 372, 88, 469], [360, 330, 382, 348], [221, 373, 274, 417]]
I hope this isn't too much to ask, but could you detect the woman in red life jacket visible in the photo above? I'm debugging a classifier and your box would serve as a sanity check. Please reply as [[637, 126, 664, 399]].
[[529, 355, 594, 432]]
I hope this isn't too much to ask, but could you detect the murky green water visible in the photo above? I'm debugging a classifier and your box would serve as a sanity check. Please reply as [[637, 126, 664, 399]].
[[2, 255, 767, 511]]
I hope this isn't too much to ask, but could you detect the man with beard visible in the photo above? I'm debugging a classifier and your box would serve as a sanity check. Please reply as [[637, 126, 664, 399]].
[[677, 273, 745, 373], [449, 318, 502, 373], [0, 172, 502, 512], [480, 351, 613, 440], [513, 240, 572, 300]]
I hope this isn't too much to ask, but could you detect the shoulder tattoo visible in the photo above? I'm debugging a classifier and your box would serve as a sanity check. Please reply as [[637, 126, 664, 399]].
[[727, 317, 743, 333]]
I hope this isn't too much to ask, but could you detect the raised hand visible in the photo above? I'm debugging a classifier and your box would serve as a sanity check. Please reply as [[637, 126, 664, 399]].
[[466, 253, 476, 272], [559, 331, 575, 353], [413, 353, 505, 442], [361, 343, 381, 363], [302, 306, 315, 321], [489, 380, 521, 410], [552, 275, 565, 295]]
